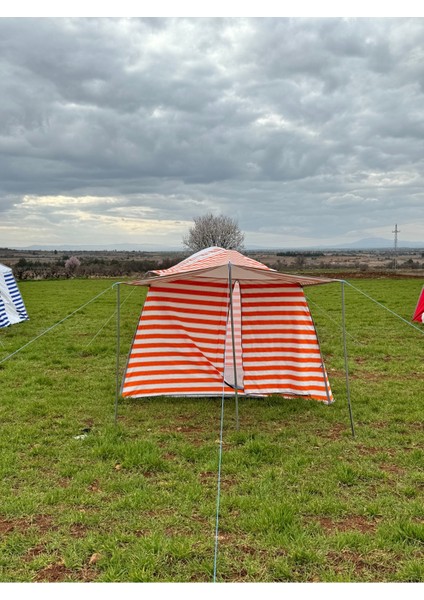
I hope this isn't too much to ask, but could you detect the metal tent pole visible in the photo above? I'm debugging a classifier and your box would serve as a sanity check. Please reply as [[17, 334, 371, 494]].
[[228, 262, 239, 430], [341, 280, 355, 437], [114, 282, 121, 425]]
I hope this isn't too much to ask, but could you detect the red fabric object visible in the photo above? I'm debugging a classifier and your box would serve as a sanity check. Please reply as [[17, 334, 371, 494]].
[[412, 287, 424, 323]]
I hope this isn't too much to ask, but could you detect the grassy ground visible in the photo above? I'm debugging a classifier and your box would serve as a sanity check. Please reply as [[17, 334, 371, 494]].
[[0, 277, 423, 583]]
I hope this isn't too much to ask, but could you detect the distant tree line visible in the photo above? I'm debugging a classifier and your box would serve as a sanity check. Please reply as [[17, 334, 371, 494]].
[[11, 254, 183, 280], [276, 251, 325, 257]]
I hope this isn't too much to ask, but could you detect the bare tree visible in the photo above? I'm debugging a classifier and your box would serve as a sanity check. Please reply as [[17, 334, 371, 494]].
[[183, 213, 245, 252]]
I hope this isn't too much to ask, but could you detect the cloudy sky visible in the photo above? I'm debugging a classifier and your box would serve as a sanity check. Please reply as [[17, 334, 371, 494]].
[[1, 15, 424, 249]]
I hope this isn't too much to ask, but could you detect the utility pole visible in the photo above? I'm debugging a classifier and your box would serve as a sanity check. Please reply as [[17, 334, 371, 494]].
[[392, 224, 400, 270]]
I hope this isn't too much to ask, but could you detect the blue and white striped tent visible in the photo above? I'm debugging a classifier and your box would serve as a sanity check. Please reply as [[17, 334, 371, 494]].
[[0, 263, 29, 328]]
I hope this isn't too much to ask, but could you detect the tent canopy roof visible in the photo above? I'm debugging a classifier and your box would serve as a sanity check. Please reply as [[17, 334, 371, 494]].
[[0, 263, 12, 274], [125, 246, 339, 287]]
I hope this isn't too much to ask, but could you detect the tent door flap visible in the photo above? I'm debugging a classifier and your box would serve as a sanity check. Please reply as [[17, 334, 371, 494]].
[[224, 280, 244, 390]]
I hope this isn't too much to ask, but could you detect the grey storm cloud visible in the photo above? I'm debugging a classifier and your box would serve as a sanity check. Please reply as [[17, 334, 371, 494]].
[[1, 16, 424, 248]]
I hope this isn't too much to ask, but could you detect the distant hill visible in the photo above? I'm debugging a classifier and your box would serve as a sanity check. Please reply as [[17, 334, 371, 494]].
[[247, 238, 424, 251], [8, 237, 424, 252], [331, 237, 424, 250], [12, 243, 184, 252]]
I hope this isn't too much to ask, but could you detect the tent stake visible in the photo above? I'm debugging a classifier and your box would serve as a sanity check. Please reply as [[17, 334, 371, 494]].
[[114, 282, 121, 425], [228, 262, 239, 430], [341, 281, 355, 438]]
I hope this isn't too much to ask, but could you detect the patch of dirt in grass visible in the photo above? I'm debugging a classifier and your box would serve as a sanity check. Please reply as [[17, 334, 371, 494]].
[[0, 514, 55, 535], [70, 523, 90, 538], [160, 424, 208, 446], [134, 528, 150, 537], [34, 514, 57, 534], [0, 518, 19, 534], [325, 549, 397, 579], [199, 472, 236, 489], [212, 534, 290, 581], [352, 371, 382, 382], [23, 543, 46, 561], [58, 477, 72, 488], [144, 508, 176, 518], [315, 515, 380, 534], [88, 479, 101, 492], [355, 444, 398, 458], [379, 463, 405, 475], [175, 425, 204, 433], [406, 421, 424, 431], [35, 562, 73, 582], [163, 451, 177, 460], [319, 423, 347, 440], [35, 561, 98, 583], [372, 421, 390, 429]]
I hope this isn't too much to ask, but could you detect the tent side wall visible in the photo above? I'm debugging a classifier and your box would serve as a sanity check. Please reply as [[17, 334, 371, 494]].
[[122, 278, 235, 398], [0, 266, 29, 328], [241, 283, 333, 402]]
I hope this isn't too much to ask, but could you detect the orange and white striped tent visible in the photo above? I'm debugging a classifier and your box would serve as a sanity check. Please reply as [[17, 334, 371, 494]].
[[121, 247, 337, 403]]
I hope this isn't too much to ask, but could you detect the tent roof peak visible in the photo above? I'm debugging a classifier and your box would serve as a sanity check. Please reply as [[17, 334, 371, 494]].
[[124, 246, 339, 287]]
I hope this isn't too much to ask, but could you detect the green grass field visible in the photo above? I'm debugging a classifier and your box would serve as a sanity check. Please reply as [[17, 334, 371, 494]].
[[0, 277, 423, 582]]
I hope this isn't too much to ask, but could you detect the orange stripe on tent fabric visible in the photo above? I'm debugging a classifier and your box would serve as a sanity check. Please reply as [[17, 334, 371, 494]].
[[242, 292, 304, 299], [140, 315, 227, 327], [243, 307, 312, 321], [134, 322, 317, 334], [142, 305, 225, 317], [132, 334, 226, 343], [245, 374, 331, 384], [125, 371, 329, 383], [242, 359, 323, 366], [146, 297, 227, 307], [245, 365, 328, 374], [240, 281, 298, 286], [148, 287, 228, 299], [247, 322, 315, 329], [126, 365, 326, 376], [124, 373, 227, 382], [130, 343, 225, 352], [127, 361, 223, 369], [152, 277, 230, 287], [244, 381, 332, 394], [122, 390, 230, 398], [123, 382, 225, 393], [141, 314, 229, 324], [242, 335, 317, 342], [242, 301, 309, 308], [128, 350, 219, 358], [135, 322, 317, 334]]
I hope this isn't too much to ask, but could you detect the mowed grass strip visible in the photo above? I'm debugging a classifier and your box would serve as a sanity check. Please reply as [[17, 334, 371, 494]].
[[0, 277, 423, 582]]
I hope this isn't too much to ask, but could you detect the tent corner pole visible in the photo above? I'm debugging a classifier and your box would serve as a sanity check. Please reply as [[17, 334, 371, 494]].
[[341, 280, 355, 438], [114, 282, 121, 425]]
